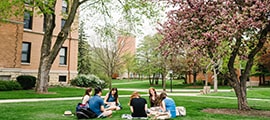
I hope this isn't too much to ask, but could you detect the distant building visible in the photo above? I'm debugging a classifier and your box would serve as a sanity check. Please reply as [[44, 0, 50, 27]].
[[0, 0, 78, 85], [113, 36, 136, 79]]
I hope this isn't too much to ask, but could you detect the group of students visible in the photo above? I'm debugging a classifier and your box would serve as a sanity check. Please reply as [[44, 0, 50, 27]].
[[79, 87, 178, 119], [80, 87, 121, 118], [129, 87, 178, 119]]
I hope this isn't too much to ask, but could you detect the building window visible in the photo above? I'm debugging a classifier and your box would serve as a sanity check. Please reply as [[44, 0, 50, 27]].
[[59, 47, 67, 65], [0, 75, 11, 80], [61, 19, 66, 29], [24, 11, 32, 29], [21, 42, 31, 63], [62, 0, 68, 13], [59, 75, 67, 82]]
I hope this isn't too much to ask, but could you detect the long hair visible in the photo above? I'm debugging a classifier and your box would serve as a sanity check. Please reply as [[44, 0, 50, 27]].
[[157, 92, 167, 105], [128, 91, 140, 106], [149, 87, 157, 98], [84, 88, 92, 96], [108, 88, 119, 104], [149, 87, 158, 107], [82, 87, 92, 100]]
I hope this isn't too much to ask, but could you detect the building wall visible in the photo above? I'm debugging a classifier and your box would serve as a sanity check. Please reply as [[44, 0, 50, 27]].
[[0, 14, 24, 80], [0, 22, 23, 69], [0, 0, 78, 85], [118, 36, 136, 55], [117, 36, 136, 79]]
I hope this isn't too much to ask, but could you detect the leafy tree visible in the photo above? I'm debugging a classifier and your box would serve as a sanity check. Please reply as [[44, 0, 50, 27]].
[[88, 27, 132, 89], [0, 0, 22, 23], [159, 0, 270, 110], [78, 21, 92, 75], [122, 53, 136, 79], [137, 34, 171, 90], [0, 0, 162, 93]]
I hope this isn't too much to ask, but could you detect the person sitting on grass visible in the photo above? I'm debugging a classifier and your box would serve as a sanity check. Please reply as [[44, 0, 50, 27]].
[[149, 87, 158, 107], [157, 92, 177, 118], [104, 87, 122, 111], [129, 91, 148, 118], [80, 87, 92, 108], [88, 87, 112, 118]]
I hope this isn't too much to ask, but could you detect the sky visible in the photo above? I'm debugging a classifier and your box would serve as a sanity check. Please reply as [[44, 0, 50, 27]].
[[79, 1, 165, 48]]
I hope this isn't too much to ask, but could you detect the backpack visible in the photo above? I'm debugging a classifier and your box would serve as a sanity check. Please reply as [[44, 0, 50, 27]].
[[76, 103, 97, 119]]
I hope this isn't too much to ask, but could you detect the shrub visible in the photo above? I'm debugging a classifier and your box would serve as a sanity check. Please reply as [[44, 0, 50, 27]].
[[71, 74, 107, 89], [16, 75, 36, 90], [0, 80, 22, 91]]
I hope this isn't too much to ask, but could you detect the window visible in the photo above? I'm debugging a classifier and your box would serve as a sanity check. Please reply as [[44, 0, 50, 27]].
[[61, 19, 66, 29], [21, 42, 31, 63], [59, 47, 67, 65], [62, 0, 68, 13], [59, 75, 67, 82], [0, 75, 11, 80], [24, 11, 32, 29]]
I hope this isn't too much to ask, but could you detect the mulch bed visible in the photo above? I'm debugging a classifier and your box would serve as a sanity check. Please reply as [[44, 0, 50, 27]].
[[202, 108, 270, 118]]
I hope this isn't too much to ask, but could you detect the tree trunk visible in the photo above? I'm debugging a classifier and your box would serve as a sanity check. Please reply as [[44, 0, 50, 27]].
[[35, 0, 81, 93], [162, 73, 166, 91], [232, 80, 250, 110], [213, 68, 218, 92], [35, 57, 52, 93], [155, 73, 159, 85], [204, 72, 208, 86], [148, 75, 153, 85], [193, 71, 197, 85]]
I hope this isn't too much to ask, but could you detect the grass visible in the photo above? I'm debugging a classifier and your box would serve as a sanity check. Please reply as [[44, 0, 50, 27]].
[[0, 86, 139, 99], [0, 95, 270, 120], [112, 79, 233, 89], [208, 88, 270, 99], [1, 79, 270, 120]]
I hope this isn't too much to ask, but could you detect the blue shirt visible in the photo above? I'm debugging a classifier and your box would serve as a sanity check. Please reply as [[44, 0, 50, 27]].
[[163, 97, 176, 118], [107, 94, 116, 102], [88, 95, 104, 116]]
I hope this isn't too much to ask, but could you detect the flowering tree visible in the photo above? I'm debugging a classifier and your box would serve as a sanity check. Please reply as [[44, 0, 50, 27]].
[[159, 0, 270, 110]]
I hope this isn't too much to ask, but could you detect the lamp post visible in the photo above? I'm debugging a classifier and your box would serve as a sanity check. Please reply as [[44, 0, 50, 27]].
[[169, 70, 173, 93]]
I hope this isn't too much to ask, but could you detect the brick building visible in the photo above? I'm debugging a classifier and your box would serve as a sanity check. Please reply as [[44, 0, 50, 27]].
[[115, 36, 136, 79], [0, 0, 78, 85]]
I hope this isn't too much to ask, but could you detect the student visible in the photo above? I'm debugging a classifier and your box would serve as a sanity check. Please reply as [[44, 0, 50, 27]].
[[88, 87, 112, 118], [104, 88, 121, 110], [129, 91, 148, 118], [149, 87, 158, 107], [81, 88, 92, 108], [158, 92, 177, 118]]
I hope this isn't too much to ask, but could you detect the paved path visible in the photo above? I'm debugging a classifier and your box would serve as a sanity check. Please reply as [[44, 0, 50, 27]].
[[0, 93, 199, 103], [112, 80, 149, 85]]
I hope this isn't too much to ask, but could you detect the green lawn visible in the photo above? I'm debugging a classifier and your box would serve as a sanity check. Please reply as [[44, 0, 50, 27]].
[[0, 95, 270, 120], [1, 80, 270, 119], [112, 79, 233, 89], [207, 88, 270, 99]]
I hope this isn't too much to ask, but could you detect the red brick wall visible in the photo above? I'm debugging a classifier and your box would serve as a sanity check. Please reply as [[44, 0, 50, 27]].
[[0, 0, 78, 83], [0, 21, 23, 68]]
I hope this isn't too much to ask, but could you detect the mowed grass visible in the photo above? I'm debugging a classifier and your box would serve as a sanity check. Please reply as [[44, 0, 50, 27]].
[[0, 86, 137, 99], [1, 79, 270, 119], [0, 95, 270, 120], [207, 88, 270, 99], [112, 79, 233, 89]]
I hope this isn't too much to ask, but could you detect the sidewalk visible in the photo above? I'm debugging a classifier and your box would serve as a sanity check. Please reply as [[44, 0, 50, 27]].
[[0, 93, 199, 103], [0, 88, 233, 103]]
